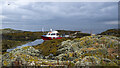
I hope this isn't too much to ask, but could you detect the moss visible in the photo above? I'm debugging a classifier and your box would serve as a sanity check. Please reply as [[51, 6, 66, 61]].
[[34, 38, 70, 56], [2, 40, 30, 53], [42, 61, 50, 65], [22, 46, 30, 50], [69, 53, 73, 57], [3, 60, 9, 66], [2, 52, 8, 54], [68, 61, 75, 66], [11, 56, 15, 60], [74, 59, 79, 62]]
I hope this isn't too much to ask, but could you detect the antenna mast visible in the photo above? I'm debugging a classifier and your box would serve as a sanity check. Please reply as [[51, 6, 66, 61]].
[[42, 27, 44, 32], [50, 29, 52, 31]]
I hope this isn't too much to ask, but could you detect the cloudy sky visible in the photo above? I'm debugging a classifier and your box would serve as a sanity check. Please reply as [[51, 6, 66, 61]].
[[1, 1, 119, 34]]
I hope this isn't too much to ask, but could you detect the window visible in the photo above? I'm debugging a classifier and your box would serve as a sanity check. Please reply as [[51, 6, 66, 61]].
[[51, 33, 55, 35], [57, 33, 60, 35], [48, 33, 50, 35]]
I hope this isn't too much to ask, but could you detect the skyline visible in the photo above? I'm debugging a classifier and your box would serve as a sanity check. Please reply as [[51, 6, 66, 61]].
[[1, 2, 119, 34]]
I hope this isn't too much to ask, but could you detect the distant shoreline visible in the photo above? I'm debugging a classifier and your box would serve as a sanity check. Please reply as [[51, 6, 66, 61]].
[[1, 28, 119, 34]]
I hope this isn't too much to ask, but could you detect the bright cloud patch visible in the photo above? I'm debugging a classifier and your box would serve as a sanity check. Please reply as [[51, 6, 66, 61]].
[[105, 21, 118, 25]]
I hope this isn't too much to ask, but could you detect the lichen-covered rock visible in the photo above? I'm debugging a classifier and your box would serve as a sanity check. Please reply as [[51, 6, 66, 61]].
[[2, 35, 120, 66], [2, 46, 43, 66], [56, 35, 120, 66], [10, 46, 42, 57]]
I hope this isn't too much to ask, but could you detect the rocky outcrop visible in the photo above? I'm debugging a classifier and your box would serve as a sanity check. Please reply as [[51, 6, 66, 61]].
[[2, 46, 43, 66], [2, 35, 120, 66], [55, 35, 120, 66]]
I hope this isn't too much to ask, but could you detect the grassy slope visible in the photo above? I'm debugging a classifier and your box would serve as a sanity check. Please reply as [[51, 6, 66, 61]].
[[98, 29, 120, 37], [33, 38, 72, 56], [1, 29, 44, 52]]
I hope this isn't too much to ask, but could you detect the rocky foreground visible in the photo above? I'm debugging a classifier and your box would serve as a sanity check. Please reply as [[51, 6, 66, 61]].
[[2, 35, 120, 66]]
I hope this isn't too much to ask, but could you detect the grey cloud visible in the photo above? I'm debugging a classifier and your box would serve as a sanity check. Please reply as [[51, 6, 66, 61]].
[[2, 2, 118, 33]]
